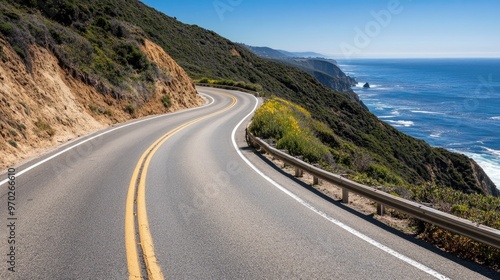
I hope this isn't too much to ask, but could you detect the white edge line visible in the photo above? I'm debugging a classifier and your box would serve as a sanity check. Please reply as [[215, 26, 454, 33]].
[[0, 93, 215, 186], [230, 93, 450, 280]]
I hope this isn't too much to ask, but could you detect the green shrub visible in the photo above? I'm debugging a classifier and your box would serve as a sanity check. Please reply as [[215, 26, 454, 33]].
[[124, 103, 136, 115], [366, 164, 403, 185], [91, 50, 123, 85], [9, 129, 18, 137], [250, 98, 330, 164], [312, 120, 340, 148], [94, 16, 111, 30], [8, 140, 17, 148], [276, 132, 329, 163], [198, 77, 209, 84], [89, 104, 112, 116], [5, 11, 21, 21], [198, 78, 263, 93], [0, 23, 14, 36], [12, 45, 26, 60], [104, 109, 112, 116], [0, 45, 5, 60], [34, 120, 55, 137], [161, 94, 171, 108], [114, 43, 148, 70]]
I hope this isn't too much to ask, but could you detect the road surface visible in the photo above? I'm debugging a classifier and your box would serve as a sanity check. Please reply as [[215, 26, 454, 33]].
[[0, 87, 497, 279]]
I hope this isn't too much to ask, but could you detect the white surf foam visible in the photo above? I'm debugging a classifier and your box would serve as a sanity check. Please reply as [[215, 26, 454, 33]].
[[462, 151, 500, 190], [482, 146, 500, 158], [411, 110, 446, 115], [430, 132, 442, 138], [386, 120, 415, 127], [391, 110, 401, 116]]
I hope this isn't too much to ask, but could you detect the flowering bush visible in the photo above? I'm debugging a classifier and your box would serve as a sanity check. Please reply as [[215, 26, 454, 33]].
[[250, 98, 330, 164]]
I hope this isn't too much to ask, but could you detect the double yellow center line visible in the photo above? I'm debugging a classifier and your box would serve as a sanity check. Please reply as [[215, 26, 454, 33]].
[[125, 93, 237, 279]]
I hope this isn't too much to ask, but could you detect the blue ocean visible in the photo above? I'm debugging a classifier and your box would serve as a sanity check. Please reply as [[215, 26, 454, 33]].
[[338, 59, 500, 190]]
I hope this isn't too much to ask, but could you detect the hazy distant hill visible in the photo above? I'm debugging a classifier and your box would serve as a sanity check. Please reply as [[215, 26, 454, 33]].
[[240, 45, 290, 59], [278, 50, 330, 59], [242, 44, 357, 97], [241, 44, 330, 60]]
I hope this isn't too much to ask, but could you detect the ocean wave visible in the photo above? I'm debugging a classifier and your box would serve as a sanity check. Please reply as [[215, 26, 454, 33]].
[[378, 115, 396, 119], [482, 146, 500, 158], [391, 110, 401, 116], [357, 93, 378, 98], [411, 110, 446, 115], [369, 102, 392, 111], [489, 116, 500, 120], [386, 120, 415, 127], [446, 141, 479, 148], [430, 132, 442, 138]]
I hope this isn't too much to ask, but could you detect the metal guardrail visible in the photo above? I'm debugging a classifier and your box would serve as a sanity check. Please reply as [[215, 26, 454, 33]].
[[246, 130, 500, 250], [195, 83, 260, 96]]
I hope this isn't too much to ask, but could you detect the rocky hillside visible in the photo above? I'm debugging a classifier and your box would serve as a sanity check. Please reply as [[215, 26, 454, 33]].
[[274, 58, 357, 93], [0, 1, 202, 169]]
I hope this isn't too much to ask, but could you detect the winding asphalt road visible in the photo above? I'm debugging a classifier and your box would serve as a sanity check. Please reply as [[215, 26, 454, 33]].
[[0, 87, 498, 279]]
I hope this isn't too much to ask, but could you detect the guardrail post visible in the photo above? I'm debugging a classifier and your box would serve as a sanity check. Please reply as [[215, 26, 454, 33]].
[[313, 176, 320, 185], [377, 203, 385, 216], [312, 164, 320, 185], [295, 156, 304, 177], [245, 128, 250, 146], [342, 188, 349, 204], [295, 167, 303, 177]]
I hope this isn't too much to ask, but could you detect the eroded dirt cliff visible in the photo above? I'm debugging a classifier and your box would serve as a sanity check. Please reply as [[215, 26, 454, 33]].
[[0, 38, 202, 169]]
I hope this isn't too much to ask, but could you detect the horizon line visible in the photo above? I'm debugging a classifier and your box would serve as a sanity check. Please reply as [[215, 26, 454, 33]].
[[333, 56, 500, 60]]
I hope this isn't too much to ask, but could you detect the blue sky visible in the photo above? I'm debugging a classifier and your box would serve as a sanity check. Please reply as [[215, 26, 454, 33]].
[[140, 0, 500, 58]]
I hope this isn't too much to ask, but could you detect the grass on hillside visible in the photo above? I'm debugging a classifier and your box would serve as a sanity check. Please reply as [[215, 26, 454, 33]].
[[196, 78, 263, 93]]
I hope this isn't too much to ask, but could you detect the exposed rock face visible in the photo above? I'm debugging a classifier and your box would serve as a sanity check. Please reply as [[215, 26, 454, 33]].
[[139, 39, 203, 113], [0, 38, 202, 169], [276, 58, 357, 93], [470, 159, 499, 196], [363, 82, 370, 88]]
